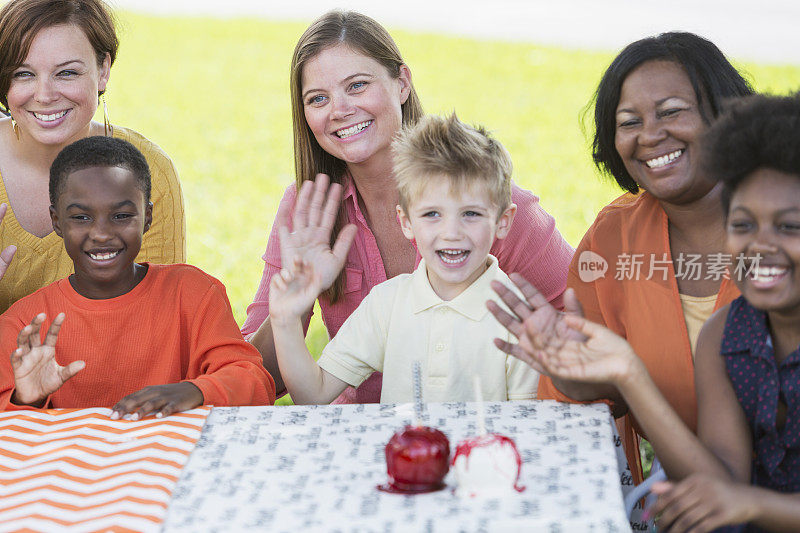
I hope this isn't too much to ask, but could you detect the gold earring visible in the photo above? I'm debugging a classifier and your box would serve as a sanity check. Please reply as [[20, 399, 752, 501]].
[[101, 94, 111, 136], [10, 115, 19, 141]]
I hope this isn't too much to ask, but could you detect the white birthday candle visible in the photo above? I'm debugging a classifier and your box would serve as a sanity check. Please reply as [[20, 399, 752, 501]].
[[413, 361, 423, 426]]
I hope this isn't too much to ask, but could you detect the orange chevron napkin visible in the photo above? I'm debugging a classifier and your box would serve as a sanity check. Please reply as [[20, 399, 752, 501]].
[[0, 406, 210, 533]]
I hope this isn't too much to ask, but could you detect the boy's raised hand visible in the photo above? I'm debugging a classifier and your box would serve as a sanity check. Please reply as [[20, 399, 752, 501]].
[[110, 382, 203, 421], [269, 256, 324, 324], [280, 174, 357, 294], [10, 313, 84, 406]]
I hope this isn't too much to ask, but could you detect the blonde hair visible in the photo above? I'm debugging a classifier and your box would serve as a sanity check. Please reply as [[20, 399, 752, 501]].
[[393, 113, 512, 216], [290, 10, 424, 303]]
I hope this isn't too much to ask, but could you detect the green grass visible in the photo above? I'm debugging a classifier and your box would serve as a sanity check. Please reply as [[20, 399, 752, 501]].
[[105, 13, 800, 384]]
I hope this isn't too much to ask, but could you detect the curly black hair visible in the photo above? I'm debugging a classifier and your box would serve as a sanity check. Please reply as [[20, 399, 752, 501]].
[[591, 32, 754, 194], [50, 136, 151, 206], [704, 93, 800, 213]]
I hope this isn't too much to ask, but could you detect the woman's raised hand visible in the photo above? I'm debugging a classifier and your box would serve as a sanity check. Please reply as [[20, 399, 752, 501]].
[[488, 277, 634, 409], [488, 275, 639, 384], [279, 174, 357, 294], [0, 203, 17, 281], [487, 275, 586, 373], [527, 313, 643, 385]]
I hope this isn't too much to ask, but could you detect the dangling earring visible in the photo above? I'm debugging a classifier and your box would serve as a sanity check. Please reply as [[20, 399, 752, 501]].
[[10, 115, 20, 141], [101, 94, 111, 136]]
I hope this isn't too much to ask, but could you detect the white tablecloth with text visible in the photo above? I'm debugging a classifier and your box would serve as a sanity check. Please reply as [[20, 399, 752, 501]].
[[163, 401, 628, 532]]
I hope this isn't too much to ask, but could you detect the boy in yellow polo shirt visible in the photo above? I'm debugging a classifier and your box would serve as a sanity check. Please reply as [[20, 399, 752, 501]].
[[269, 114, 539, 404]]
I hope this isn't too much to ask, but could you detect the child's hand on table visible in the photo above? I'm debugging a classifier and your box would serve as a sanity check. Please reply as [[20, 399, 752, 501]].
[[10, 312, 84, 406], [110, 382, 203, 420]]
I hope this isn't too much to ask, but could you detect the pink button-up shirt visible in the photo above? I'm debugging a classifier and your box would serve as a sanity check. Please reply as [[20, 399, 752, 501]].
[[241, 176, 574, 403]]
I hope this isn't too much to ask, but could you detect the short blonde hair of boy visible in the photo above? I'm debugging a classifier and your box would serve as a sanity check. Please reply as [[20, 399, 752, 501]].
[[392, 113, 513, 217]]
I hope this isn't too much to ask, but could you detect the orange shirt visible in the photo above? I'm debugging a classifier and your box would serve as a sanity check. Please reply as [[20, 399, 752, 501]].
[[0, 264, 275, 410], [537, 192, 739, 482]]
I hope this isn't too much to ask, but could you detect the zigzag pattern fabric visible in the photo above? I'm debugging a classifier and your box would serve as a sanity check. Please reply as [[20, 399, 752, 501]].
[[0, 406, 210, 532]]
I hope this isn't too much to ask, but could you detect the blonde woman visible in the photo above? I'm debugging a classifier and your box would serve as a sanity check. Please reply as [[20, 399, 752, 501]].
[[242, 10, 573, 403]]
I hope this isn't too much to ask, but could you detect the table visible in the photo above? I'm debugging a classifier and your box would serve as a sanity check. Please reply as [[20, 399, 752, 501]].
[[0, 407, 210, 532], [162, 401, 629, 532]]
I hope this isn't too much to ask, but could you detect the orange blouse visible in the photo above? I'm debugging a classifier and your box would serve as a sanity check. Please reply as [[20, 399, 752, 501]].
[[537, 192, 740, 483]]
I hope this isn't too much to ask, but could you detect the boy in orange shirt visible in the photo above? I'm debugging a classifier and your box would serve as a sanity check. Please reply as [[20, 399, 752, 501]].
[[0, 136, 274, 417]]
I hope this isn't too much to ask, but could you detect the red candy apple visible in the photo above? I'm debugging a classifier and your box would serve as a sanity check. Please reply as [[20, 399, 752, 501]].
[[381, 425, 450, 493]]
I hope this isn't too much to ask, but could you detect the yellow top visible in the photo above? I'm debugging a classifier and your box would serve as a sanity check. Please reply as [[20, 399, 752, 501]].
[[0, 125, 186, 314], [317, 255, 540, 403], [679, 292, 719, 358]]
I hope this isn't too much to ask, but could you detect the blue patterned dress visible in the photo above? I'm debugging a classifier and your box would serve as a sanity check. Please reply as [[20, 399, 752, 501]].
[[715, 296, 800, 532]]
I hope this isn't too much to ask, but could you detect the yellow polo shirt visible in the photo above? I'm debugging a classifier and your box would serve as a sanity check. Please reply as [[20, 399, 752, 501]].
[[317, 255, 540, 403]]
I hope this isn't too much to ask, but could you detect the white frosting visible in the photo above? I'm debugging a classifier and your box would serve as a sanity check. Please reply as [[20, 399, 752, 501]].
[[453, 435, 521, 498]]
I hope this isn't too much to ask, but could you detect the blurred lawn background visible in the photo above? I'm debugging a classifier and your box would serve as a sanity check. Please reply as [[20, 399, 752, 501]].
[[106, 13, 800, 395]]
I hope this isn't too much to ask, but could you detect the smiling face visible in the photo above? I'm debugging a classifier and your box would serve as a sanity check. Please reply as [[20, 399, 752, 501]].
[[50, 165, 152, 299], [301, 44, 410, 170], [398, 176, 515, 301], [614, 60, 716, 205], [6, 24, 110, 147], [726, 168, 800, 318]]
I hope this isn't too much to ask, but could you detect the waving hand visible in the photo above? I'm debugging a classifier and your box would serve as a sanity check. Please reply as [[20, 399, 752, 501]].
[[487, 274, 586, 373], [280, 174, 357, 294], [10, 313, 84, 406]]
